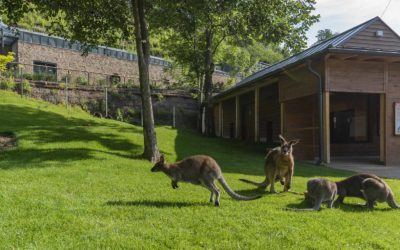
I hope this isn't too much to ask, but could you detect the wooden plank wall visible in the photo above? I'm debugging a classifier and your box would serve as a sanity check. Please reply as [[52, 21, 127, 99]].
[[283, 95, 319, 160], [327, 59, 385, 93], [213, 104, 220, 137], [343, 19, 400, 51], [259, 83, 280, 143], [386, 63, 400, 165], [239, 91, 255, 141], [221, 97, 236, 138]]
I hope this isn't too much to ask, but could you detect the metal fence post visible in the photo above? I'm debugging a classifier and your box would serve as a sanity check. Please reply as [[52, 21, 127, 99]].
[[19, 66, 23, 98], [65, 75, 68, 108], [105, 87, 108, 117], [172, 106, 176, 128]]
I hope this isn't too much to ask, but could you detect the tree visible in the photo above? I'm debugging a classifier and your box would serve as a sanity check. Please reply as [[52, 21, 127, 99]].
[[0, 0, 160, 161], [152, 0, 319, 135], [315, 29, 339, 43]]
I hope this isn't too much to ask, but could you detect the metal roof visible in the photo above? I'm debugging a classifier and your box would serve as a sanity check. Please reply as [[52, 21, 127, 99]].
[[215, 16, 382, 99], [0, 21, 18, 46]]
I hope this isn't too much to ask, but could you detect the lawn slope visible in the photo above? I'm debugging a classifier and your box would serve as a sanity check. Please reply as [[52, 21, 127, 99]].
[[0, 90, 399, 249]]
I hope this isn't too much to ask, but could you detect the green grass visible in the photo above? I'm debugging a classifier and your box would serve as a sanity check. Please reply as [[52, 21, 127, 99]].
[[0, 90, 399, 249]]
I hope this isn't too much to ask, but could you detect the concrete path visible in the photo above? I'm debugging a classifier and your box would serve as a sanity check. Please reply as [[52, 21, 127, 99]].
[[327, 157, 400, 179]]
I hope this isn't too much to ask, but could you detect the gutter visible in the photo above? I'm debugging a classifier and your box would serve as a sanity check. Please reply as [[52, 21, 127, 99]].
[[307, 60, 324, 165]]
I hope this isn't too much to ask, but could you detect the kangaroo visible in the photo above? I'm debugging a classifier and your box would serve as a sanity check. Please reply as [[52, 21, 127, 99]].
[[151, 155, 261, 206], [299, 178, 337, 211], [239, 135, 299, 193], [335, 173, 382, 204], [361, 178, 399, 209]]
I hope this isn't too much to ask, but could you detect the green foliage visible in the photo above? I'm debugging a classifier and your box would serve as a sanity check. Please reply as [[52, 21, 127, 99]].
[[0, 76, 16, 90], [0, 52, 14, 73], [32, 72, 57, 82], [21, 79, 32, 93], [315, 29, 339, 43], [116, 108, 124, 122]]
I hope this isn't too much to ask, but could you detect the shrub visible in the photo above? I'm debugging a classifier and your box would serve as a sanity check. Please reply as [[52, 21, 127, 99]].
[[116, 108, 124, 122], [75, 76, 89, 86], [0, 52, 14, 73], [21, 79, 32, 93], [0, 76, 16, 90]]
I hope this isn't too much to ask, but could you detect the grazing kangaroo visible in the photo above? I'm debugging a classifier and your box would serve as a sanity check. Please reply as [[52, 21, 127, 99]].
[[361, 178, 399, 209], [151, 155, 261, 206], [299, 178, 337, 211], [335, 173, 382, 204], [239, 135, 299, 193]]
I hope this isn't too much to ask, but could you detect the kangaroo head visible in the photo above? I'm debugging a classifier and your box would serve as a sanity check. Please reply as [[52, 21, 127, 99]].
[[279, 134, 299, 156], [151, 155, 166, 172]]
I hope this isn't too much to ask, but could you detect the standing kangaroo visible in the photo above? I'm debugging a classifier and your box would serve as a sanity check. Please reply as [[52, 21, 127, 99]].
[[151, 155, 261, 206], [239, 135, 299, 193]]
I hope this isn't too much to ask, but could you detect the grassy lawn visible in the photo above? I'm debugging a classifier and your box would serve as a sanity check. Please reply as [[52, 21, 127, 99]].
[[0, 90, 399, 249]]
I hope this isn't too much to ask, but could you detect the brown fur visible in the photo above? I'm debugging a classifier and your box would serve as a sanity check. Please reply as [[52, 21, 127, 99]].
[[151, 155, 261, 206], [335, 173, 382, 204], [239, 135, 299, 193], [361, 178, 399, 209]]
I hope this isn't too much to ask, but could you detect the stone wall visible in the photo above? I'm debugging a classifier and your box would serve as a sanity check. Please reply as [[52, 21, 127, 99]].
[[16, 41, 232, 87], [26, 83, 199, 129]]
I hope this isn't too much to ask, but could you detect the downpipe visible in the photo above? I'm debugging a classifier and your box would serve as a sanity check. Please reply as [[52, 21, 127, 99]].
[[307, 60, 324, 165]]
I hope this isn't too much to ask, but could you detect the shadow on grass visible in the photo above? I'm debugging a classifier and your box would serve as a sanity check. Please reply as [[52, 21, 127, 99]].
[[105, 200, 210, 208], [173, 129, 355, 178], [286, 198, 394, 212]]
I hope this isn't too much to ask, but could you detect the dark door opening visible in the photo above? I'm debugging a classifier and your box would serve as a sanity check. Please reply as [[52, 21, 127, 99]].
[[330, 109, 355, 143]]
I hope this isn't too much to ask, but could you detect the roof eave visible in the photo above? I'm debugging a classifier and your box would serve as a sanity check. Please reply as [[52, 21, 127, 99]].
[[213, 48, 330, 100]]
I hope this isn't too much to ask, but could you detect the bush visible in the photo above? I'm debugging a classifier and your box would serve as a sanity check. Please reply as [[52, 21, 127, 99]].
[[33, 72, 57, 82], [116, 108, 124, 122], [21, 79, 32, 93], [0, 76, 16, 90], [75, 76, 89, 86]]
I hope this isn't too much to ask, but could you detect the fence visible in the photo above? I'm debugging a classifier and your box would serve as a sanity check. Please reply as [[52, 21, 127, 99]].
[[0, 64, 199, 130]]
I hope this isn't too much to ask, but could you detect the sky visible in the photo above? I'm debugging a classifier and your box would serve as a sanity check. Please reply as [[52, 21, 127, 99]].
[[306, 0, 400, 46]]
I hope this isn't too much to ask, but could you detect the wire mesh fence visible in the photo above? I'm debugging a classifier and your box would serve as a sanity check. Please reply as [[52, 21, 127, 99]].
[[0, 63, 199, 130]]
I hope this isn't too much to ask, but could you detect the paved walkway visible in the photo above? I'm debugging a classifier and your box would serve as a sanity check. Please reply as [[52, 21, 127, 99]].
[[327, 157, 400, 179]]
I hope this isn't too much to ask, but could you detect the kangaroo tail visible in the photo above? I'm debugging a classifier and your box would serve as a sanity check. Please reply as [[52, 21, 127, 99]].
[[285, 208, 319, 212], [239, 177, 269, 188], [387, 192, 399, 209], [219, 176, 261, 201]]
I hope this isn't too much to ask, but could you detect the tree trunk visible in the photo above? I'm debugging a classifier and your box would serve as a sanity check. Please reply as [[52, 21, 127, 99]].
[[132, 0, 160, 161], [201, 29, 214, 136]]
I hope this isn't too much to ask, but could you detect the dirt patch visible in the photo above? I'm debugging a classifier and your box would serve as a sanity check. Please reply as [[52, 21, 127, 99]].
[[0, 132, 17, 151]]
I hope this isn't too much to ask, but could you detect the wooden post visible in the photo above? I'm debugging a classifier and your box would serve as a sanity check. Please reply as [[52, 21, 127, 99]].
[[323, 91, 330, 164], [280, 102, 284, 135], [235, 95, 240, 139], [380, 93, 386, 164], [254, 87, 259, 142]]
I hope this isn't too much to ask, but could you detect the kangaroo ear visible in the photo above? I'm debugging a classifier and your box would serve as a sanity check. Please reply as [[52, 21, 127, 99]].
[[279, 134, 287, 144], [289, 139, 300, 146]]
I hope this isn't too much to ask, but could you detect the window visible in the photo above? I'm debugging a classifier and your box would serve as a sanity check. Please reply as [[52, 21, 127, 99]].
[[49, 38, 56, 47], [330, 109, 368, 143], [56, 38, 64, 48], [32, 34, 40, 44], [33, 61, 57, 81]]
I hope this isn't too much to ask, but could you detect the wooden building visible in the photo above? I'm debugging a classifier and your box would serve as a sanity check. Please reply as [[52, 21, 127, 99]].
[[212, 17, 400, 166]]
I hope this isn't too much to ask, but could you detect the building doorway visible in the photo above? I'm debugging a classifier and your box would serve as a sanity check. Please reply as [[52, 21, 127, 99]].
[[329, 92, 381, 164]]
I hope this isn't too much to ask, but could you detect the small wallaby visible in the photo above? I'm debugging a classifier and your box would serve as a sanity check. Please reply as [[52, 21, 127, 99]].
[[300, 178, 337, 211], [239, 135, 299, 193], [151, 155, 261, 206], [361, 178, 399, 209]]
